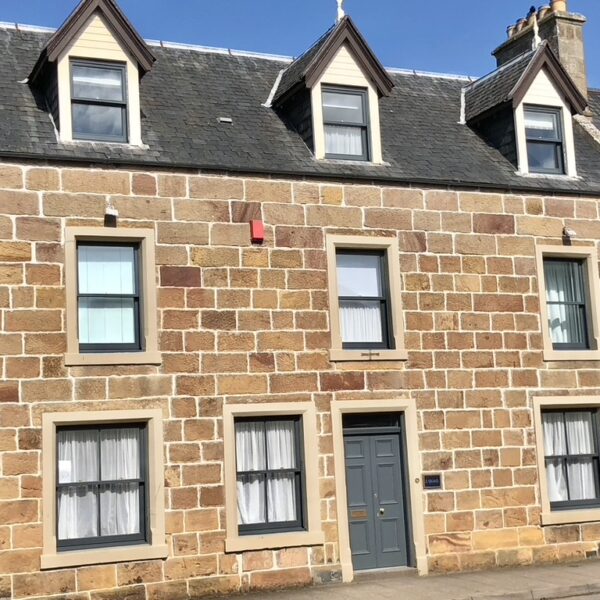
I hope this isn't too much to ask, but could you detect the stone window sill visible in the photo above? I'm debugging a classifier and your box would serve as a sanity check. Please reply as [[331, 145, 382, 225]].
[[543, 349, 600, 362], [225, 530, 324, 553], [64, 351, 162, 367], [41, 543, 168, 570], [541, 510, 600, 526], [329, 348, 408, 362]]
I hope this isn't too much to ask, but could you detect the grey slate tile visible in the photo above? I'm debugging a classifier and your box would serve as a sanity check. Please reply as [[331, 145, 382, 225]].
[[0, 27, 599, 195]]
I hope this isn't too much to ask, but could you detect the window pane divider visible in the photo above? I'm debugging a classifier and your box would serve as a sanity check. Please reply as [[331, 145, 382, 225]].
[[57, 478, 144, 489]]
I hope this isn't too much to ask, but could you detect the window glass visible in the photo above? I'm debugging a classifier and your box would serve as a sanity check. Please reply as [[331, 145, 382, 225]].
[[72, 65, 124, 102], [323, 91, 364, 124], [543, 258, 589, 349], [524, 107, 564, 174], [235, 418, 303, 532], [57, 425, 145, 547], [525, 110, 559, 140], [337, 253, 382, 297], [542, 411, 599, 506], [77, 244, 140, 351], [78, 246, 135, 295], [72, 104, 125, 140], [527, 142, 561, 172], [322, 87, 369, 160], [71, 61, 127, 142], [336, 251, 389, 347]]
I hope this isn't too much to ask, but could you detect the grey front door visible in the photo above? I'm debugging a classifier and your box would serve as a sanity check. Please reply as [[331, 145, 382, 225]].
[[344, 418, 410, 571]]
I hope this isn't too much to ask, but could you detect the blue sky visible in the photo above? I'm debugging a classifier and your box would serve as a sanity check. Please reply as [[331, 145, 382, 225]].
[[1, 1, 599, 87]]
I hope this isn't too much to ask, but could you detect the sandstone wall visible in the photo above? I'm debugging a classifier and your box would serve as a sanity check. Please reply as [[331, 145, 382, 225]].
[[0, 162, 599, 598]]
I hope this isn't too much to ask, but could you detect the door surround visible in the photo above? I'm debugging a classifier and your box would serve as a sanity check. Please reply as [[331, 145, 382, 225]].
[[331, 398, 427, 582]]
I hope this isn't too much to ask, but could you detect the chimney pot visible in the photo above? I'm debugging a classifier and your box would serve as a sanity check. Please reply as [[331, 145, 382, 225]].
[[538, 5, 551, 20], [551, 0, 567, 12]]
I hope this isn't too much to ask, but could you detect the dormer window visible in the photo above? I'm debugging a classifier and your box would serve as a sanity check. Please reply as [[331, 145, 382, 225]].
[[271, 17, 394, 165], [524, 106, 565, 174], [71, 61, 128, 143], [323, 87, 369, 161], [29, 0, 155, 147]]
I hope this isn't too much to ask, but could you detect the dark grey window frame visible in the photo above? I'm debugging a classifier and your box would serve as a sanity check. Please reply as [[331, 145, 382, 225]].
[[337, 249, 394, 351], [543, 409, 600, 511], [322, 85, 370, 161], [524, 105, 566, 175], [77, 241, 143, 354], [543, 257, 592, 351], [235, 416, 307, 536], [70, 59, 129, 143], [56, 422, 150, 552]]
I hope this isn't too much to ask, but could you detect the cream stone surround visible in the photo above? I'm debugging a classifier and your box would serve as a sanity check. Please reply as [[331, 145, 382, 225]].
[[514, 68, 577, 177], [326, 234, 408, 362], [64, 226, 161, 366], [41, 409, 167, 569], [331, 398, 427, 582], [57, 13, 143, 145], [223, 402, 324, 553], [533, 396, 600, 526], [311, 44, 383, 164], [535, 244, 600, 361]]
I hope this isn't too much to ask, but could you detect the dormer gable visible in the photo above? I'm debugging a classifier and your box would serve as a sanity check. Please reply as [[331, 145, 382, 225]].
[[29, 0, 155, 146], [273, 16, 394, 164], [465, 42, 587, 177]]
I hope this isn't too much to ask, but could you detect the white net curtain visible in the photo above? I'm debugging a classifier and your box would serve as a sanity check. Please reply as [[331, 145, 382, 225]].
[[543, 411, 597, 503], [77, 245, 137, 346], [336, 253, 383, 344], [544, 259, 587, 346], [57, 427, 141, 540], [235, 420, 298, 525]]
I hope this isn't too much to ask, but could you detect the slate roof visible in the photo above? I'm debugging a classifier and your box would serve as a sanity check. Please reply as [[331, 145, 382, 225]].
[[464, 48, 537, 121], [274, 23, 336, 103], [2, 25, 600, 195]]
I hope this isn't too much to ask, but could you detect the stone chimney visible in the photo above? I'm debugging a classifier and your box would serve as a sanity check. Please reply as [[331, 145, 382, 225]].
[[493, 1, 588, 98]]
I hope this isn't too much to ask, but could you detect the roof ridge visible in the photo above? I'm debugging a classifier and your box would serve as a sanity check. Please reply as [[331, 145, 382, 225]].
[[387, 67, 474, 81], [148, 40, 292, 62], [0, 21, 55, 33]]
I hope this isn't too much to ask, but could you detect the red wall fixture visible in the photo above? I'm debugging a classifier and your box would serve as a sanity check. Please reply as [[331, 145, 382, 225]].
[[250, 220, 265, 244]]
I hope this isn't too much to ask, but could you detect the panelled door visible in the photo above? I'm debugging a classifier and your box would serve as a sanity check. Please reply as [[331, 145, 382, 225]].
[[343, 414, 411, 571]]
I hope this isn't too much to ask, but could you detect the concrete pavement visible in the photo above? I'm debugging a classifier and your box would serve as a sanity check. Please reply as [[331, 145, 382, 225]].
[[232, 560, 600, 600]]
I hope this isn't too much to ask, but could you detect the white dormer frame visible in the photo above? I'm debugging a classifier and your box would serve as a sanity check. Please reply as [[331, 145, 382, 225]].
[[514, 67, 577, 177], [56, 12, 143, 145], [311, 44, 384, 164]]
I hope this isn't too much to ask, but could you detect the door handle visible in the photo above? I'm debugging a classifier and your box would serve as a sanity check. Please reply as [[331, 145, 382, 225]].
[[378, 508, 385, 516]]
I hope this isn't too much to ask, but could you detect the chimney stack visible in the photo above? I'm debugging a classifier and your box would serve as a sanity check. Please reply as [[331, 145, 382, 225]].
[[493, 1, 588, 98]]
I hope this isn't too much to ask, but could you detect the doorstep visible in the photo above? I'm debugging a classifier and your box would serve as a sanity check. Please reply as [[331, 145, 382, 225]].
[[231, 559, 600, 600]]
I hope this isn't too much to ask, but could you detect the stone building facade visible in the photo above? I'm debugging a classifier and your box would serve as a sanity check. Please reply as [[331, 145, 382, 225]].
[[1, 0, 600, 599]]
